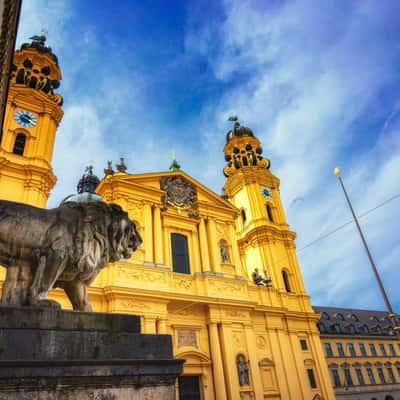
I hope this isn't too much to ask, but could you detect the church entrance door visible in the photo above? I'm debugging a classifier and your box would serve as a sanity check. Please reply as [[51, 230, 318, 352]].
[[178, 375, 201, 400]]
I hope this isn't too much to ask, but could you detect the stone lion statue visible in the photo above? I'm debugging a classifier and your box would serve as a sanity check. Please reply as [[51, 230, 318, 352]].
[[0, 200, 142, 311]]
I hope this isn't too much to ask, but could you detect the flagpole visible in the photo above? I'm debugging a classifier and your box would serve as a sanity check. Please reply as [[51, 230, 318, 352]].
[[334, 167, 399, 334]]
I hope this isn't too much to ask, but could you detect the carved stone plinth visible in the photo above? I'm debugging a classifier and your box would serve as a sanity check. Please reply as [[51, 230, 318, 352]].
[[0, 306, 183, 399]]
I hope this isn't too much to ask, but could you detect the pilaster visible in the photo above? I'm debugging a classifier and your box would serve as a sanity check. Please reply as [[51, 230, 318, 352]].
[[157, 318, 167, 334], [144, 316, 157, 334], [268, 327, 291, 399], [153, 205, 164, 265], [191, 229, 201, 274], [199, 218, 211, 272], [244, 324, 264, 400], [208, 322, 227, 400], [206, 218, 221, 273], [220, 322, 240, 399], [143, 202, 154, 264]]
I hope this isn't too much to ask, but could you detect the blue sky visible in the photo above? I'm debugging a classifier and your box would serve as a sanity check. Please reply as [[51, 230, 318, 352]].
[[17, 0, 400, 312]]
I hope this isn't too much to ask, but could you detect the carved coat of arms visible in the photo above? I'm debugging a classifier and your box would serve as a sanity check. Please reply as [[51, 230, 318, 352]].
[[160, 176, 197, 212]]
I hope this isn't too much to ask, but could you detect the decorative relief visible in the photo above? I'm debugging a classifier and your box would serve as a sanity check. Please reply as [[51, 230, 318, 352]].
[[169, 307, 203, 317], [177, 329, 198, 348], [256, 336, 266, 350], [173, 277, 193, 290], [208, 280, 244, 297], [118, 266, 167, 285], [224, 309, 247, 319], [127, 202, 143, 220], [117, 298, 152, 311], [233, 331, 244, 348], [216, 223, 229, 239]]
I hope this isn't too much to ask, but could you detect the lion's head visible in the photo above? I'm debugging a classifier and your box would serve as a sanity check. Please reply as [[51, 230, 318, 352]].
[[107, 204, 142, 262]]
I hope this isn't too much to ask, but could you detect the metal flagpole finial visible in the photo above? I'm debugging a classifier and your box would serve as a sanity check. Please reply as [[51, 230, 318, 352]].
[[333, 166, 341, 176]]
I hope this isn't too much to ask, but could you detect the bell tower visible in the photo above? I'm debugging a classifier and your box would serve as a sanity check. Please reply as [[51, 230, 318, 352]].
[[223, 118, 310, 310], [0, 35, 63, 207]]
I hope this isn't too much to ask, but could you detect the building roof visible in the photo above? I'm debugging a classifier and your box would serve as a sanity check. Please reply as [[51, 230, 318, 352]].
[[313, 305, 398, 337]]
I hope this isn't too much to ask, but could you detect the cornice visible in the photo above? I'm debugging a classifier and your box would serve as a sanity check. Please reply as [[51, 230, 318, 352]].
[[224, 167, 280, 197], [238, 223, 296, 248]]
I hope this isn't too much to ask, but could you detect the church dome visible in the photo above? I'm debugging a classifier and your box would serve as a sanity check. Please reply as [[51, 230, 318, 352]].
[[61, 166, 102, 204]]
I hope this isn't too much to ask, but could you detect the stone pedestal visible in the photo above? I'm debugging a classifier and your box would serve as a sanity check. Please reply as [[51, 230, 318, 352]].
[[0, 306, 183, 399]]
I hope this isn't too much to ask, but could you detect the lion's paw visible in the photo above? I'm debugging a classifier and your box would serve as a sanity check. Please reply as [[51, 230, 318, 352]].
[[35, 299, 62, 310]]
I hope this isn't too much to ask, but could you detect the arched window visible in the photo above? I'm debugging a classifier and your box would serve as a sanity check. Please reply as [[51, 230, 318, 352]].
[[241, 209, 247, 227], [282, 270, 291, 292], [321, 312, 330, 320], [317, 322, 327, 333], [350, 314, 359, 321], [236, 354, 250, 386], [171, 233, 190, 274], [13, 133, 26, 155], [266, 203, 274, 222], [334, 313, 345, 321]]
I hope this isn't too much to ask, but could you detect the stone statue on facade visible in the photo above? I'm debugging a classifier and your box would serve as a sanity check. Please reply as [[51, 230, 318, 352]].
[[252, 268, 272, 287], [237, 355, 250, 386], [0, 200, 141, 311], [220, 242, 230, 263]]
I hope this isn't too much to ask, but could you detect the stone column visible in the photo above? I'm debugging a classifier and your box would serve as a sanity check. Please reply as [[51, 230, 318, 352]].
[[157, 318, 167, 334], [244, 324, 264, 400], [220, 323, 240, 398], [153, 206, 164, 265], [191, 229, 201, 274], [143, 202, 154, 264], [208, 323, 227, 400], [206, 218, 221, 273], [198, 218, 210, 272], [144, 316, 157, 334]]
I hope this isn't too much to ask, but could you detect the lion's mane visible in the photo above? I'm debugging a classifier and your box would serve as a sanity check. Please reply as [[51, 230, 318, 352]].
[[58, 201, 138, 283]]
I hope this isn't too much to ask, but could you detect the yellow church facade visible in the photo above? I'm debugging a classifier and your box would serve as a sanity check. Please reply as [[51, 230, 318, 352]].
[[0, 39, 336, 400]]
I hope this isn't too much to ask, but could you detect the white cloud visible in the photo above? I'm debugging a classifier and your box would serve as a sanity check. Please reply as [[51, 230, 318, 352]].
[[186, 0, 400, 310], [15, 0, 400, 311]]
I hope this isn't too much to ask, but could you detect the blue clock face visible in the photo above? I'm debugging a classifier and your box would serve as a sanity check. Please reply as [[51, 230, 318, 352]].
[[13, 110, 37, 128], [261, 186, 272, 199]]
